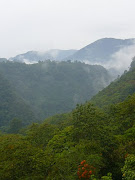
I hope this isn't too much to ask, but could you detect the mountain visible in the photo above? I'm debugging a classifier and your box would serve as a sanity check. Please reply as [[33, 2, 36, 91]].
[[0, 61, 112, 120], [65, 38, 135, 63], [0, 72, 36, 127], [9, 38, 135, 77], [10, 49, 77, 63], [65, 38, 135, 76], [1, 58, 135, 180], [91, 57, 135, 108], [1, 69, 135, 179]]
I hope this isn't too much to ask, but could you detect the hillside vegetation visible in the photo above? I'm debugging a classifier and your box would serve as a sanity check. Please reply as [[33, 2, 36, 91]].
[[0, 91, 135, 179], [0, 73, 36, 128], [91, 58, 135, 108], [0, 61, 135, 179], [0, 61, 112, 121]]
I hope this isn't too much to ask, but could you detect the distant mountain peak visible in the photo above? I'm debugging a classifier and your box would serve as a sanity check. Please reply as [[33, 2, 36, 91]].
[[9, 38, 135, 76], [9, 49, 77, 63], [64, 38, 135, 76]]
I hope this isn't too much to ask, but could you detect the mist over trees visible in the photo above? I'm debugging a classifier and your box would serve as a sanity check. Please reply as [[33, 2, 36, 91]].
[[0, 72, 36, 129], [0, 55, 135, 179], [0, 65, 135, 179], [0, 60, 112, 123]]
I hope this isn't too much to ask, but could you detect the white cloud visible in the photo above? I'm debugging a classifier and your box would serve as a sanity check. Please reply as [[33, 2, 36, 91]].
[[105, 44, 135, 73]]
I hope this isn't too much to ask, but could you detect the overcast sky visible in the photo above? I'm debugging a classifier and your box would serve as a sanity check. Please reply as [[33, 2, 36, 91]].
[[0, 0, 135, 58]]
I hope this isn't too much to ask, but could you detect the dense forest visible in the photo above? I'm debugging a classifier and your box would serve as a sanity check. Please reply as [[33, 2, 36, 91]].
[[0, 60, 112, 123], [0, 60, 135, 179], [0, 72, 36, 128]]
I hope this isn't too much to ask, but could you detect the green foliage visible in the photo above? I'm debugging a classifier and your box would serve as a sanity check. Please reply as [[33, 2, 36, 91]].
[[122, 154, 135, 180], [47, 126, 75, 153], [91, 66, 135, 108], [1, 60, 135, 179], [44, 112, 73, 128], [101, 173, 112, 180], [107, 94, 135, 134], [124, 125, 135, 141], [26, 122, 58, 148], [45, 141, 103, 179], [1, 92, 135, 179], [72, 103, 107, 141], [0, 134, 49, 180]]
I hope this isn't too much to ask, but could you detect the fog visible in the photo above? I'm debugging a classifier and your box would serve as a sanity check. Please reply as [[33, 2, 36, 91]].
[[103, 44, 135, 74]]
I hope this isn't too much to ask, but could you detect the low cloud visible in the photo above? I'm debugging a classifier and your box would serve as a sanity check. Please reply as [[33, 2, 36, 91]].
[[81, 43, 135, 79], [105, 44, 135, 74]]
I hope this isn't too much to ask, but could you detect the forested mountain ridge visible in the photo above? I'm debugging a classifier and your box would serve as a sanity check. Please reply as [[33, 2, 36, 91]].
[[91, 58, 135, 108], [0, 61, 112, 120]]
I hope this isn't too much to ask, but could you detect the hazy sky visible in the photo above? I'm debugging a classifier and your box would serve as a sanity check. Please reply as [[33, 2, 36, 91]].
[[0, 0, 135, 58]]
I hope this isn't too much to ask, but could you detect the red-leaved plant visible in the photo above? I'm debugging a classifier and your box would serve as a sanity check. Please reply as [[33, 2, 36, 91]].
[[77, 160, 96, 179]]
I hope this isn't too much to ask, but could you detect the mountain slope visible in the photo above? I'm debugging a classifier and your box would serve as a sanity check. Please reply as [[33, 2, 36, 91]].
[[0, 73, 36, 127], [0, 61, 112, 120], [66, 38, 135, 63], [91, 59, 135, 108]]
